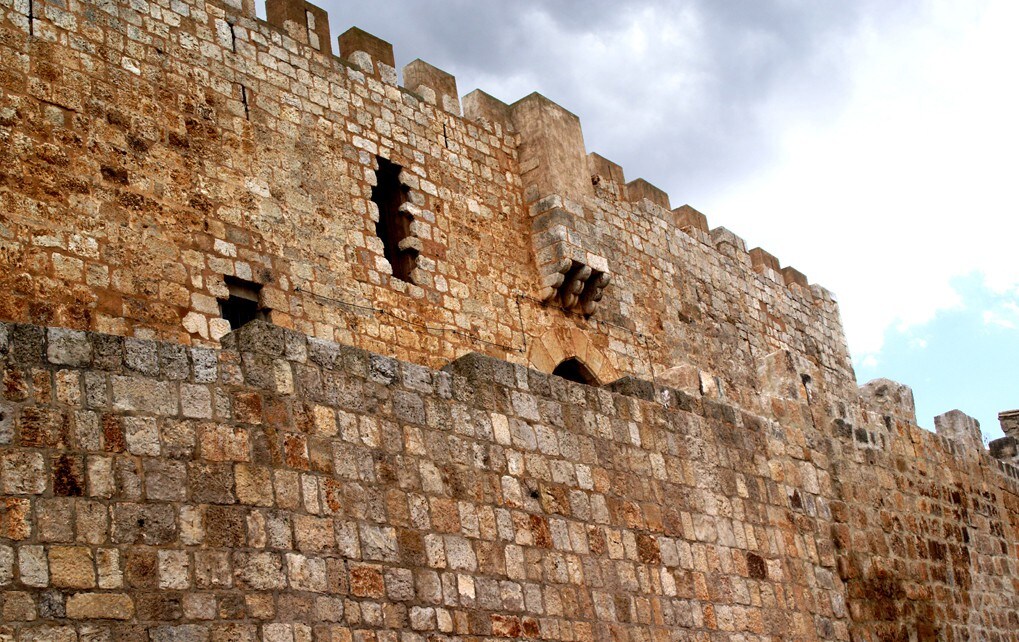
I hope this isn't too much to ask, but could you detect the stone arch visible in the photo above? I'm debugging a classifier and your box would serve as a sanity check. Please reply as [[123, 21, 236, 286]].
[[527, 327, 618, 385]]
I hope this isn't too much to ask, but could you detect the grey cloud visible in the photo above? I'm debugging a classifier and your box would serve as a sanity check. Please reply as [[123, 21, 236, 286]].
[[303, 0, 931, 206]]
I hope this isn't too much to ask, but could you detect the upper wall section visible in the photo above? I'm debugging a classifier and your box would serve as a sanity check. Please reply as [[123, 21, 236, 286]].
[[0, 0, 853, 414]]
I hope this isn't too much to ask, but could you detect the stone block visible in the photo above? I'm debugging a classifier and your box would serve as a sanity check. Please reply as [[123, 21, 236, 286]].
[[48, 546, 95, 589], [46, 328, 92, 366], [1, 451, 47, 495], [66, 593, 134, 620], [111, 376, 178, 416]]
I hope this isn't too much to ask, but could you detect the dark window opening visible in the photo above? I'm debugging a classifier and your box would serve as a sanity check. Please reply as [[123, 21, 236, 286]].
[[552, 358, 599, 386], [372, 157, 417, 283], [220, 276, 268, 330]]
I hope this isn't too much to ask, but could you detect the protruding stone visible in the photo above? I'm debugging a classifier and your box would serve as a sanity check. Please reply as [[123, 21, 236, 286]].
[[860, 378, 916, 425]]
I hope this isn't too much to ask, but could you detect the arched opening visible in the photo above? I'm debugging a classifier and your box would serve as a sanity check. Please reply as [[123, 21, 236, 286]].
[[552, 357, 599, 386]]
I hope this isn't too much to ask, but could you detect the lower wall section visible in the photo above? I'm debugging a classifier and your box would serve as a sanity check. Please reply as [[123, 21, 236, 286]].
[[0, 321, 1016, 641]]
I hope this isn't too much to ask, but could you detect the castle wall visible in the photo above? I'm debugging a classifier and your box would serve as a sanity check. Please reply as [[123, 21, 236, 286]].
[[0, 0, 851, 414], [2, 0, 1019, 639], [0, 321, 1015, 641]]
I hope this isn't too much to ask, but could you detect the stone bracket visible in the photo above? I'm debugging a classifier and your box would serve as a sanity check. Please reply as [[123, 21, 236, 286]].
[[531, 204, 610, 315]]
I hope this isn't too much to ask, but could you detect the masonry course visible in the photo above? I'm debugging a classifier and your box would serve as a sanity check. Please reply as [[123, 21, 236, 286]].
[[0, 0, 1018, 639]]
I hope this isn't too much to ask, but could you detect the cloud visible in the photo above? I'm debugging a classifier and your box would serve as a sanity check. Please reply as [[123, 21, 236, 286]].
[[982, 300, 1019, 329]]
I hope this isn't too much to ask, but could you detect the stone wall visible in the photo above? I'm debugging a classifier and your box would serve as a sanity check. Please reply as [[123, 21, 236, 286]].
[[0, 0, 850, 416], [0, 320, 1016, 641], [2, 0, 1019, 638]]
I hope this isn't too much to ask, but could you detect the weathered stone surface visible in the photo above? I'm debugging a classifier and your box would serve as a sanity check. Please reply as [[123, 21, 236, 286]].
[[0, 0, 1017, 635], [66, 593, 134, 619]]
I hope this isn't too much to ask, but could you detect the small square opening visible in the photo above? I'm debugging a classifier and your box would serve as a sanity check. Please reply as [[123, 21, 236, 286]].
[[219, 276, 269, 330]]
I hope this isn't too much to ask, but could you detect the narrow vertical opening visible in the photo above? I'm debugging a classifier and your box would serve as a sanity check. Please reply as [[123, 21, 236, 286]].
[[372, 156, 417, 283], [228, 22, 237, 53], [28, 0, 34, 36], [219, 276, 268, 330], [552, 358, 599, 386]]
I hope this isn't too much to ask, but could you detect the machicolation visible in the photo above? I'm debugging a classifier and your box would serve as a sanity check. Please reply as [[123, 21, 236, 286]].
[[0, 0, 1017, 639]]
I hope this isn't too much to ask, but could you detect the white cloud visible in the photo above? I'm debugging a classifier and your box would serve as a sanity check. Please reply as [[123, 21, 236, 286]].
[[700, 0, 1019, 363], [982, 310, 1015, 329]]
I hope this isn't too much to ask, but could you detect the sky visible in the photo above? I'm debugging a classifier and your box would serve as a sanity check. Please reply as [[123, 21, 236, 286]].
[[267, 0, 1019, 441]]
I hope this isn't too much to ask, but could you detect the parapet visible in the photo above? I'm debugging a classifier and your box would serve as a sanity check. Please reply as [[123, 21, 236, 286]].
[[626, 178, 671, 210], [674, 205, 709, 233], [990, 410, 1019, 465]]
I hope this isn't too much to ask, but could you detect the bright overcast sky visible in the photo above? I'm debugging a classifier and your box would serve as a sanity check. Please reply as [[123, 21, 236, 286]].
[[282, 0, 1019, 440]]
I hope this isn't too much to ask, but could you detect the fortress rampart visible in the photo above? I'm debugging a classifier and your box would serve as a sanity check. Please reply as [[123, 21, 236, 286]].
[[0, 0, 1017, 639]]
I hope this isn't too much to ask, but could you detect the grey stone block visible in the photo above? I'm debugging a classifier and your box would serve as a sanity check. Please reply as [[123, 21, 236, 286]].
[[124, 338, 159, 376], [46, 327, 92, 366], [11, 324, 45, 364]]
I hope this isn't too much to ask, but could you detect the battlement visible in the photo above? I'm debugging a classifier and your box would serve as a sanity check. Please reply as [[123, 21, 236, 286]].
[[254, 0, 827, 303], [0, 0, 849, 397], [3, 1, 1019, 638]]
